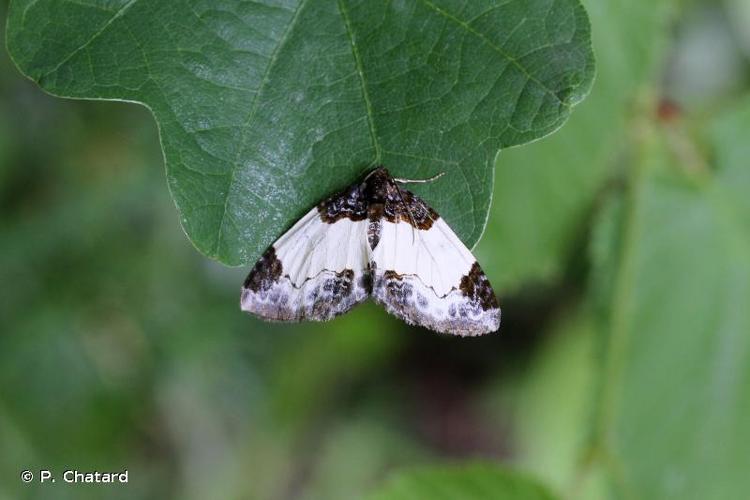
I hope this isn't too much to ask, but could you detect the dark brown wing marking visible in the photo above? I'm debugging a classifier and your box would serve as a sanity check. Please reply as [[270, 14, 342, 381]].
[[244, 247, 283, 292], [317, 182, 368, 223], [383, 186, 439, 230], [459, 262, 500, 311]]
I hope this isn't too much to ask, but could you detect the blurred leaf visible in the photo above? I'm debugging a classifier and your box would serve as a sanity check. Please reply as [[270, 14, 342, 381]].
[[665, 4, 746, 109], [585, 98, 750, 499], [366, 464, 558, 500], [301, 417, 427, 500], [478, 0, 675, 289], [271, 302, 402, 426], [725, 0, 750, 59], [501, 310, 599, 495], [6, 0, 594, 266]]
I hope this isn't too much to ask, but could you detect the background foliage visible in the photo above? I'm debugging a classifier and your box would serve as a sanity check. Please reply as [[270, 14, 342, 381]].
[[2, 0, 750, 499]]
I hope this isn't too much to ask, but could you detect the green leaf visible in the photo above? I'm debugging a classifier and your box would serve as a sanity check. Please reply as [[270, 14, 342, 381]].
[[477, 0, 673, 290], [366, 464, 558, 500], [584, 98, 750, 499], [504, 310, 600, 495], [6, 0, 594, 265]]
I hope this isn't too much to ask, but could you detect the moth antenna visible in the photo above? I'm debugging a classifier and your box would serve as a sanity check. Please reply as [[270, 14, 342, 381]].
[[363, 168, 381, 182], [393, 172, 445, 184]]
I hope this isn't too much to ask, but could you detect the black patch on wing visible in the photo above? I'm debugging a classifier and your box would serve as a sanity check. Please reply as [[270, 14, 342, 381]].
[[244, 247, 283, 292], [317, 182, 368, 223], [459, 262, 500, 310], [383, 187, 439, 230], [306, 269, 357, 320], [379, 270, 413, 302]]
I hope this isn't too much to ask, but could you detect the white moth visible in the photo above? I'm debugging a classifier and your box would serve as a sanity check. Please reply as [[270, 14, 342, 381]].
[[241, 167, 501, 336]]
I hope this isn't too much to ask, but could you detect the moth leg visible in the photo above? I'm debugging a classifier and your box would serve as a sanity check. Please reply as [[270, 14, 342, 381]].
[[394, 185, 419, 244]]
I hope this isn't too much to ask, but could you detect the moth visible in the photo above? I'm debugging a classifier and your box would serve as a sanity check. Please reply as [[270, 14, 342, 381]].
[[241, 167, 500, 336]]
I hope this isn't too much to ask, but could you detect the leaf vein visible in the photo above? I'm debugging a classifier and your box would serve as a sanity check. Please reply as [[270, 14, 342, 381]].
[[337, 0, 382, 164], [212, 0, 309, 257], [417, 0, 566, 106], [39, 0, 138, 81]]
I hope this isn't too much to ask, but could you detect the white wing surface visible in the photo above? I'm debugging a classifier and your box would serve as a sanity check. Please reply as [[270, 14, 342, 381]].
[[370, 190, 500, 336], [241, 205, 370, 322]]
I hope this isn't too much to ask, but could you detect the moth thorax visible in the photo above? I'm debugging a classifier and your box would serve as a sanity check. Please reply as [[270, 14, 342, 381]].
[[362, 169, 392, 203]]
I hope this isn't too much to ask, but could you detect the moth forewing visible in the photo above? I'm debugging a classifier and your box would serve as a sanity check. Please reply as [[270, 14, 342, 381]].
[[241, 206, 370, 322]]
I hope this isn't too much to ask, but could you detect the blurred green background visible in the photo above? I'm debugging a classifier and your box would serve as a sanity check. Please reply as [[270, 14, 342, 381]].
[[2, 0, 750, 499]]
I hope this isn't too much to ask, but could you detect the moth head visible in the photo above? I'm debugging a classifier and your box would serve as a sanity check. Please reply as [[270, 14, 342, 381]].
[[361, 166, 395, 200]]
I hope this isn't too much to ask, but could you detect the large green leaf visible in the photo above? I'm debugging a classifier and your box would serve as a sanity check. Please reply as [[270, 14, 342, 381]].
[[366, 464, 558, 500], [6, 0, 594, 265], [477, 0, 673, 290], [583, 99, 750, 499]]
